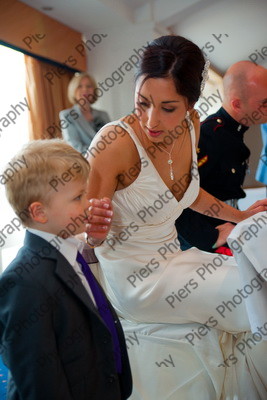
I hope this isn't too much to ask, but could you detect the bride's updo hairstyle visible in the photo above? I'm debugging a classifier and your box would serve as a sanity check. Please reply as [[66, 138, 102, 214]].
[[135, 35, 206, 107]]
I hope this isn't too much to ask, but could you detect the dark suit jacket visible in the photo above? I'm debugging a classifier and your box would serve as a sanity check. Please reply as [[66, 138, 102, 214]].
[[60, 104, 110, 154], [0, 231, 132, 400]]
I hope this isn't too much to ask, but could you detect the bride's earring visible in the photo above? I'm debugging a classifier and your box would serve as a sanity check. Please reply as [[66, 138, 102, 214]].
[[185, 110, 191, 127]]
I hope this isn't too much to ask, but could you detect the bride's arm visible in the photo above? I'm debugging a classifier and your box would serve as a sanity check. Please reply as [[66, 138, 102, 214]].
[[84, 125, 127, 245], [190, 188, 267, 223], [87, 126, 123, 199]]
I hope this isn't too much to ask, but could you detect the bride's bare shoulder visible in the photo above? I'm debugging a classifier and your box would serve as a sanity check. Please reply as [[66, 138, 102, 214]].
[[90, 116, 139, 153], [87, 115, 141, 172]]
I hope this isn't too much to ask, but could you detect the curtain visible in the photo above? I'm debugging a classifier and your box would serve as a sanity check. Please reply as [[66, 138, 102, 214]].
[[24, 55, 74, 140]]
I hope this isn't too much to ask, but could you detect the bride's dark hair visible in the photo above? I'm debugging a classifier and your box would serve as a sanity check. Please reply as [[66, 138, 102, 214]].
[[135, 35, 206, 107]]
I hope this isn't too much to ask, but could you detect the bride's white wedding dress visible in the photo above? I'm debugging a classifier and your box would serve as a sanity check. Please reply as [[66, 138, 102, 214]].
[[94, 119, 267, 400]]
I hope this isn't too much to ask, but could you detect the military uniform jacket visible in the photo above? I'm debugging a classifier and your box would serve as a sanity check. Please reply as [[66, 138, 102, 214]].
[[176, 107, 250, 252]]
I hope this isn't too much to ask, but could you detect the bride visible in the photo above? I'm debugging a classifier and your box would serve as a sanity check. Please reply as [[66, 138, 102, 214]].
[[85, 35, 267, 399]]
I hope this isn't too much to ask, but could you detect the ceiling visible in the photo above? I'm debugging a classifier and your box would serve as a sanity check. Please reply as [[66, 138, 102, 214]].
[[20, 0, 157, 31], [20, 0, 267, 74], [123, 0, 154, 9]]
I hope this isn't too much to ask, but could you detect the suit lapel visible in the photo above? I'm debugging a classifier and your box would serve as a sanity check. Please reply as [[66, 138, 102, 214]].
[[24, 231, 108, 326], [54, 254, 99, 313]]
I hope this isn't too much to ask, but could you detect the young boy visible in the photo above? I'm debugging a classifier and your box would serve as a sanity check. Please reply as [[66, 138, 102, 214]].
[[0, 139, 132, 400]]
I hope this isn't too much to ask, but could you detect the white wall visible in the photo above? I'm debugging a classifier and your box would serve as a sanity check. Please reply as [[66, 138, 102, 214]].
[[170, 0, 267, 73], [83, 22, 155, 120]]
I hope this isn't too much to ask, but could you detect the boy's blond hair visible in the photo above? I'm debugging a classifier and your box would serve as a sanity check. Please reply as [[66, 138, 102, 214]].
[[4, 139, 90, 226]]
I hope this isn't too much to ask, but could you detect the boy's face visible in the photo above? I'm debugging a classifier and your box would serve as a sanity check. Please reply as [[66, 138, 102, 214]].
[[44, 178, 89, 237]]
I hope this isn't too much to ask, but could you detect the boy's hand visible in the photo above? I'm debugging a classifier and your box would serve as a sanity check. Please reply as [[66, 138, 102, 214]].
[[85, 197, 113, 245]]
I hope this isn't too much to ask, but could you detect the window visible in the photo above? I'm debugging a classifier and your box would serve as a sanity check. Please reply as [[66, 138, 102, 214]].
[[0, 45, 29, 271]]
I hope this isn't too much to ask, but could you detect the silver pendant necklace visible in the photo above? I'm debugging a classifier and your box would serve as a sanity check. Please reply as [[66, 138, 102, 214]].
[[158, 114, 190, 181], [157, 142, 176, 180], [139, 114, 189, 181]]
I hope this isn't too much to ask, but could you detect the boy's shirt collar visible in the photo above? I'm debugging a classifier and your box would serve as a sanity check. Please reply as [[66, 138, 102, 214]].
[[27, 228, 85, 267]]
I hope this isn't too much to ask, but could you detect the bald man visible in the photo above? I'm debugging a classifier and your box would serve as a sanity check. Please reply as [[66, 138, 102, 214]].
[[176, 61, 267, 253]]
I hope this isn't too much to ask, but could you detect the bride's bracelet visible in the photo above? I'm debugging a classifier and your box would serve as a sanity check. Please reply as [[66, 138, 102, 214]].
[[85, 234, 104, 249]]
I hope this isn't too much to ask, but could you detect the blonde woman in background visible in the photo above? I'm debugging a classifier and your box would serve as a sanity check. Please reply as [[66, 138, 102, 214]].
[[60, 72, 110, 154]]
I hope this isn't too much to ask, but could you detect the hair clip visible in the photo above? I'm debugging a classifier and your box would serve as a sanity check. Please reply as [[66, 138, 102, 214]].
[[200, 59, 210, 96]]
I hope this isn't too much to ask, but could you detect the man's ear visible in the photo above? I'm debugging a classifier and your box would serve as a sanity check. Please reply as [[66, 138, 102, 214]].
[[28, 202, 48, 224], [231, 98, 241, 112]]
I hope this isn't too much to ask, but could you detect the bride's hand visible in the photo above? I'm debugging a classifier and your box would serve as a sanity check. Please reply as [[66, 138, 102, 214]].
[[85, 197, 113, 245], [240, 199, 267, 221]]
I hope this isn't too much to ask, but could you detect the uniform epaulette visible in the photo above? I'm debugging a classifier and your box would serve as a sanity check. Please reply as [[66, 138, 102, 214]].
[[201, 116, 225, 132]]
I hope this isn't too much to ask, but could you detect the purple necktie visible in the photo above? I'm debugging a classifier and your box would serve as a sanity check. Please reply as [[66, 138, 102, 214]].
[[76, 251, 122, 373]]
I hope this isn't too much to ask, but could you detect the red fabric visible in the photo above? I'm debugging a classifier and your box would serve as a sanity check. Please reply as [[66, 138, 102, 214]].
[[214, 246, 233, 256]]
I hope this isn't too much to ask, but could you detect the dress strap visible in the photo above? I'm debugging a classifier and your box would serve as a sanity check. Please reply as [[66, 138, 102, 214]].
[[98, 119, 148, 160]]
